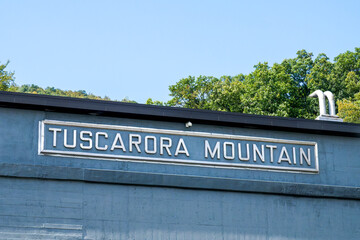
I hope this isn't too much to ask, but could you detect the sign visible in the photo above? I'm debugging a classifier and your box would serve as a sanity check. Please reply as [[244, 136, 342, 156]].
[[39, 120, 319, 173]]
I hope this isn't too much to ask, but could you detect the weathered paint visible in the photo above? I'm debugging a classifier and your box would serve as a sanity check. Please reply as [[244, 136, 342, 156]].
[[1, 177, 360, 240], [0, 96, 360, 239]]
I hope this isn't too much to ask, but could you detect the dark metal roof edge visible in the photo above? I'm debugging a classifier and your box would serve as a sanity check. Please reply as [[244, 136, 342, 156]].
[[0, 91, 359, 137]]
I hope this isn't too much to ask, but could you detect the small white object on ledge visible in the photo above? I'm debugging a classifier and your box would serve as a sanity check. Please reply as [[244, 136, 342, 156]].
[[309, 90, 343, 122], [185, 121, 193, 128]]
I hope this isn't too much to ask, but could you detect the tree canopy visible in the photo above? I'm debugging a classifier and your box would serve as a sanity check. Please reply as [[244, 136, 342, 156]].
[[1, 48, 360, 123], [0, 61, 15, 91], [148, 48, 360, 123], [15, 84, 112, 101], [0, 62, 112, 101]]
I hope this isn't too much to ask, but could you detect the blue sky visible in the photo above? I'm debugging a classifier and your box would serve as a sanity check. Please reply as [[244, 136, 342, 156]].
[[1, 0, 360, 103]]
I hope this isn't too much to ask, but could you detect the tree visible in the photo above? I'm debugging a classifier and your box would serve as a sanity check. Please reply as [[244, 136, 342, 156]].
[[207, 74, 246, 112], [156, 48, 360, 123], [0, 67, 118, 102], [240, 62, 297, 117], [3, 48, 360, 123], [15, 83, 113, 100], [331, 48, 360, 99], [332, 48, 360, 122], [167, 75, 220, 109], [164, 51, 318, 118], [337, 96, 360, 123], [146, 98, 165, 106], [0, 61, 15, 91]]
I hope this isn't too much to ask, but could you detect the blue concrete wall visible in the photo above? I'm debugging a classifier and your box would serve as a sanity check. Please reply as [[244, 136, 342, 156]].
[[1, 107, 360, 190], [1, 177, 360, 240], [0, 106, 360, 239]]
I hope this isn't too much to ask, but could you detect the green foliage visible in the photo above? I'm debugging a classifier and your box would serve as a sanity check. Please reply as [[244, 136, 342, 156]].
[[240, 63, 293, 117], [155, 48, 360, 123], [13, 84, 112, 101], [337, 93, 360, 123], [0, 62, 138, 102], [331, 48, 360, 99], [146, 98, 165, 106], [3, 48, 360, 123], [167, 75, 220, 109], [120, 97, 137, 104], [0, 61, 15, 91], [209, 75, 246, 112]]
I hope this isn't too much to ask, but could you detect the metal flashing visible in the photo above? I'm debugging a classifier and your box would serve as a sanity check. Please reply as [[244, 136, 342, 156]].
[[0, 91, 359, 137]]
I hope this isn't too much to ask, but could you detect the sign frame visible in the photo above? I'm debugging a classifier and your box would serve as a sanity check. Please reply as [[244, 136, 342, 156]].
[[38, 119, 319, 174]]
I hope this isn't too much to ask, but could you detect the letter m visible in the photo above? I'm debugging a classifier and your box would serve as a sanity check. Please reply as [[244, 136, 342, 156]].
[[205, 140, 220, 159]]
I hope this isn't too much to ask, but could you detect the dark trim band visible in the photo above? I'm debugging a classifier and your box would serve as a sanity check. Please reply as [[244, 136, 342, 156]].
[[0, 91, 359, 137]]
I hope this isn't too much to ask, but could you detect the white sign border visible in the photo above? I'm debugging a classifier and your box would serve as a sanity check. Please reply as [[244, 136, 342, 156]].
[[38, 120, 319, 174]]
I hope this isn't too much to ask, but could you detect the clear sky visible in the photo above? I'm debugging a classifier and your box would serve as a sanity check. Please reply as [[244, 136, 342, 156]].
[[1, 0, 360, 103]]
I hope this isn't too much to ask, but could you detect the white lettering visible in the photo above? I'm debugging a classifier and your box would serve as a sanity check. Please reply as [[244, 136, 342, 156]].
[[111, 133, 126, 152], [205, 140, 220, 159], [95, 132, 108, 151], [49, 128, 61, 147], [300, 148, 311, 166], [160, 137, 172, 156], [223, 142, 235, 160], [175, 138, 189, 157], [80, 131, 92, 150], [292, 147, 297, 165], [64, 129, 76, 149], [266, 145, 277, 163], [253, 144, 265, 162], [238, 143, 250, 161], [145, 136, 157, 154], [278, 146, 291, 164], [129, 134, 141, 153]]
